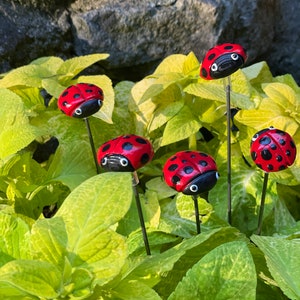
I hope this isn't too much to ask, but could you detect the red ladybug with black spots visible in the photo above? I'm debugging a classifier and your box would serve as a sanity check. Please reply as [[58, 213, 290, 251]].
[[97, 134, 154, 172], [250, 127, 297, 172], [200, 43, 247, 80], [58, 83, 104, 118], [163, 151, 219, 195]]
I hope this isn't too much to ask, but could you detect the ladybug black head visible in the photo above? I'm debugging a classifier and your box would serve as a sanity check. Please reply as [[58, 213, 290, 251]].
[[182, 170, 219, 195], [100, 154, 134, 172]]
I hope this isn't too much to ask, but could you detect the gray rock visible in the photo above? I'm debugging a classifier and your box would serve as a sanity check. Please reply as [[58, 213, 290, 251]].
[[0, 0, 299, 83]]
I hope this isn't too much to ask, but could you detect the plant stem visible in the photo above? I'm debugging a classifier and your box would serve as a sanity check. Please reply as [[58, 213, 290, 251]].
[[256, 172, 269, 235], [188, 133, 197, 151], [192, 195, 201, 234], [84, 117, 100, 174], [225, 76, 232, 225], [132, 171, 151, 255]]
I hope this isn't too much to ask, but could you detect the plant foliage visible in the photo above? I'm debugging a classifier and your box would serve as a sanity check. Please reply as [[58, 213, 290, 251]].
[[0, 52, 299, 299]]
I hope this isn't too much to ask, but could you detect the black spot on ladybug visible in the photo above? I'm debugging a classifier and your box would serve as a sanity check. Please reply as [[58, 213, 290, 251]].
[[279, 139, 286, 145], [199, 160, 208, 166], [123, 135, 131, 139], [290, 141, 296, 148], [259, 136, 271, 145], [181, 159, 187, 163], [224, 45, 233, 50], [276, 130, 285, 135], [190, 154, 196, 158], [201, 68, 208, 78], [251, 151, 257, 161], [279, 165, 286, 171], [102, 144, 111, 152], [286, 150, 291, 156], [270, 144, 277, 150], [86, 89, 93, 93], [62, 101, 68, 107], [168, 164, 178, 171], [261, 149, 272, 160], [171, 175, 180, 184], [184, 166, 194, 174], [267, 164, 274, 171], [170, 156, 177, 161], [200, 153, 208, 157], [141, 153, 150, 164], [208, 53, 216, 60], [276, 155, 283, 162], [122, 142, 133, 151], [257, 163, 262, 169], [73, 93, 80, 99], [136, 137, 147, 144], [62, 91, 68, 97]]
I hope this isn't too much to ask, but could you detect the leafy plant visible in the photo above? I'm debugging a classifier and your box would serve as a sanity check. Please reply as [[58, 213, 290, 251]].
[[0, 52, 299, 299]]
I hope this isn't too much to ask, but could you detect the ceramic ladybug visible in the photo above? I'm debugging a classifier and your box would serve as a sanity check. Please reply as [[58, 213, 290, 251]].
[[250, 127, 296, 172], [58, 83, 104, 118], [200, 43, 247, 80], [97, 134, 154, 172], [163, 151, 219, 195]]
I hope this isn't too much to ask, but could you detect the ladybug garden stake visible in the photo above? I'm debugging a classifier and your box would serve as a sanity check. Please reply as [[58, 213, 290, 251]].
[[200, 43, 247, 225], [98, 134, 154, 255], [58, 83, 104, 174], [250, 127, 297, 235], [163, 150, 219, 234]]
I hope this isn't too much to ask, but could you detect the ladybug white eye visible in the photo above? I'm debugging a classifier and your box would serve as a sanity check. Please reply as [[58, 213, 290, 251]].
[[75, 108, 82, 115], [252, 133, 259, 142], [216, 172, 220, 179], [101, 157, 108, 165], [231, 53, 239, 61], [120, 158, 129, 166], [211, 63, 218, 72], [190, 184, 199, 193]]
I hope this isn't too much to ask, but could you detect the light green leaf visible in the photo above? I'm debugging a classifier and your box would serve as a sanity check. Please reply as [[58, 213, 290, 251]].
[[0, 89, 41, 159], [161, 105, 201, 146], [251, 235, 300, 300], [45, 142, 96, 190], [55, 173, 132, 284], [0, 260, 61, 298], [42, 77, 67, 98], [148, 100, 185, 132], [77, 75, 115, 124], [168, 241, 256, 300], [30, 56, 64, 73], [57, 53, 109, 82], [182, 52, 200, 75], [30, 217, 67, 267], [153, 54, 187, 74], [0, 65, 53, 88], [0, 213, 31, 265], [242, 61, 274, 85]]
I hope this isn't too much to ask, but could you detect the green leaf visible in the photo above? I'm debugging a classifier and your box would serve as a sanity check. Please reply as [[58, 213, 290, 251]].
[[148, 100, 185, 133], [0, 213, 31, 266], [0, 260, 61, 298], [126, 227, 245, 297], [182, 52, 200, 75], [153, 54, 187, 74], [168, 241, 256, 300], [161, 105, 201, 146], [30, 217, 67, 267], [57, 53, 109, 82], [0, 65, 53, 88], [30, 56, 64, 73], [251, 235, 300, 300], [0, 89, 41, 159], [55, 173, 132, 285]]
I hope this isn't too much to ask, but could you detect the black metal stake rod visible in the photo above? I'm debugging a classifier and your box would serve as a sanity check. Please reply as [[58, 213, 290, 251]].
[[132, 172, 151, 255], [192, 195, 201, 234], [256, 172, 269, 235], [84, 118, 100, 174], [225, 76, 232, 225]]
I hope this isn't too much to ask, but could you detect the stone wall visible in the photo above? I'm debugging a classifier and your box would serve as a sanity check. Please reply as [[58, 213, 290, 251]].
[[1, 0, 299, 83]]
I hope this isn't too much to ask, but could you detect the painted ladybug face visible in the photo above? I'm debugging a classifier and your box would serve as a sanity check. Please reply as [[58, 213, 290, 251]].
[[58, 83, 104, 118], [97, 134, 154, 172], [250, 127, 297, 172], [163, 151, 219, 195], [200, 43, 247, 80]]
